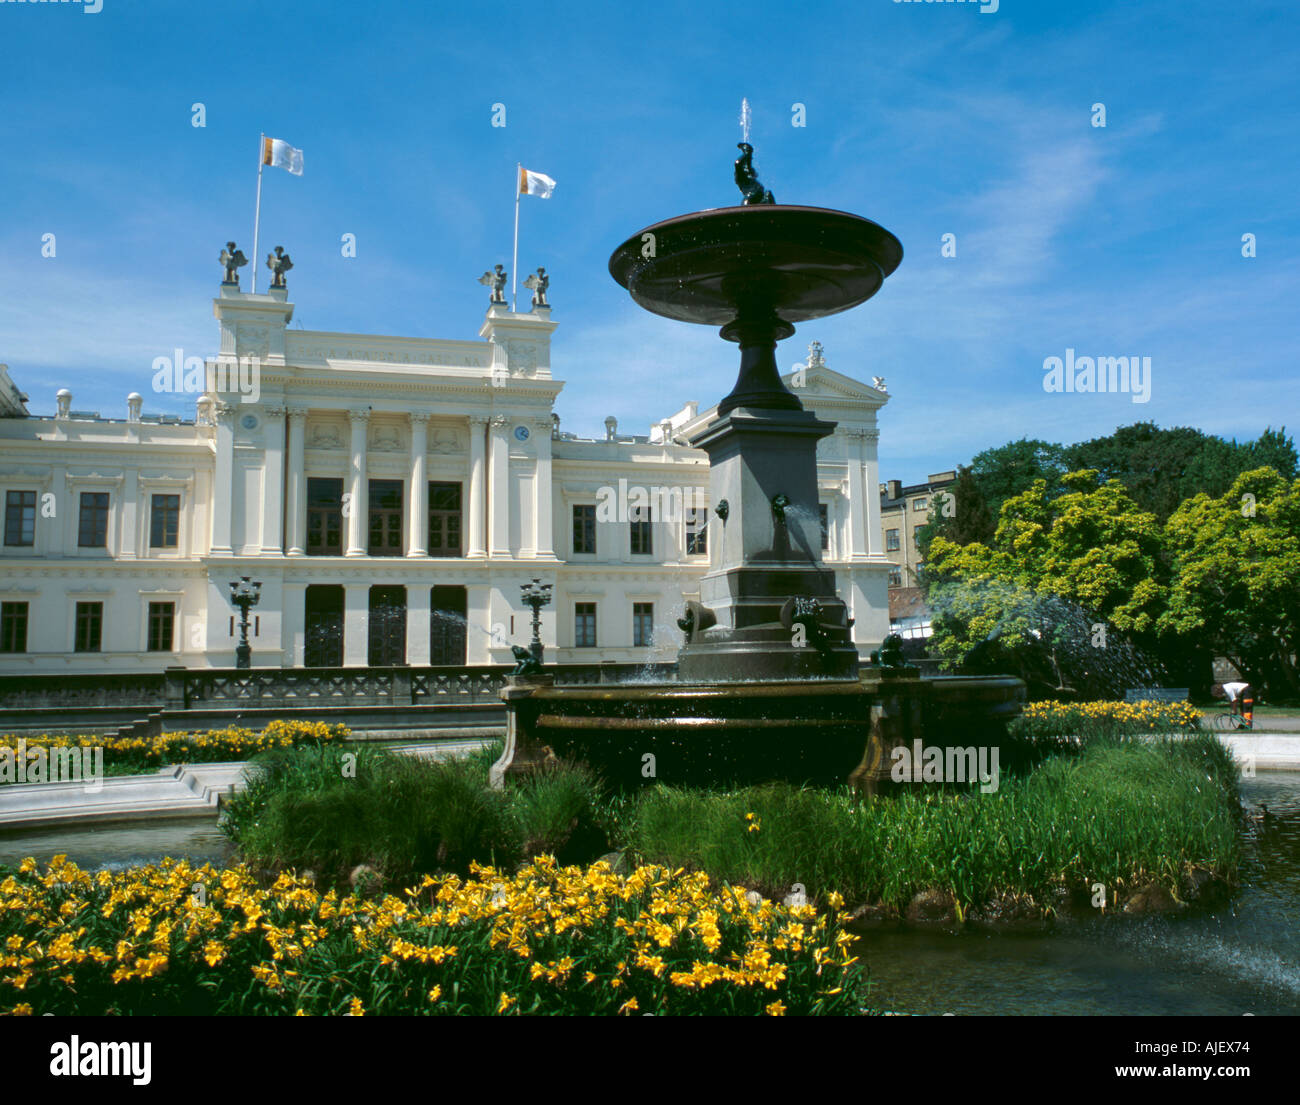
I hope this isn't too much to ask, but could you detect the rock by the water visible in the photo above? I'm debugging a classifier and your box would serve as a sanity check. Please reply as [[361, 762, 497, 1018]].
[[906, 888, 957, 924]]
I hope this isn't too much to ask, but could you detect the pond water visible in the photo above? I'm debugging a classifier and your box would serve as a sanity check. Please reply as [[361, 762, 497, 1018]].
[[2, 775, 1297, 1015], [854, 772, 1300, 1015]]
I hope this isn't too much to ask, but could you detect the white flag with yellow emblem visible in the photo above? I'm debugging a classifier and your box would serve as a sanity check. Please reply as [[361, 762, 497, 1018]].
[[262, 136, 304, 176], [518, 167, 556, 198]]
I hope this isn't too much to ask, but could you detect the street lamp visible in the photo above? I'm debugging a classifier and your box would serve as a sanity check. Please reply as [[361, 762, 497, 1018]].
[[519, 578, 553, 665], [228, 576, 262, 670]]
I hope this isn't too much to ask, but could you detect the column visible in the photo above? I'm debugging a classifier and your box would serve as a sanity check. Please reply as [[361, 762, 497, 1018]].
[[286, 408, 307, 556], [467, 415, 487, 557], [343, 582, 369, 666], [345, 408, 370, 557], [261, 406, 286, 554], [210, 404, 235, 554], [846, 429, 870, 560], [406, 584, 431, 665], [532, 419, 555, 559], [863, 429, 883, 558], [407, 411, 430, 557], [48, 470, 67, 556], [119, 468, 139, 559], [488, 414, 511, 558], [465, 583, 493, 663], [281, 582, 306, 667]]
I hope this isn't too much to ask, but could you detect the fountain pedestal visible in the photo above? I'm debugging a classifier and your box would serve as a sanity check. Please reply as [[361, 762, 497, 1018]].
[[679, 406, 858, 682]]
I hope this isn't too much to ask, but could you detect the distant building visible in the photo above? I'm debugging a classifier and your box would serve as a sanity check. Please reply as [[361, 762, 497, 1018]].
[[878, 470, 956, 639]]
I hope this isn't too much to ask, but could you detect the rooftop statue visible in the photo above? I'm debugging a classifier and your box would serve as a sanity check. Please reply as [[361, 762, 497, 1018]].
[[266, 245, 293, 288], [219, 242, 248, 284], [734, 143, 774, 206], [523, 266, 549, 308], [478, 263, 508, 305]]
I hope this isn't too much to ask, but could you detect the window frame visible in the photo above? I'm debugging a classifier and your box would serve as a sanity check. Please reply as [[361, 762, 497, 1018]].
[[3, 490, 36, 548]]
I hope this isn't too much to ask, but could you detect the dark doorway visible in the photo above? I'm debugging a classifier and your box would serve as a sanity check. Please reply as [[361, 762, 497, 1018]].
[[430, 585, 468, 665], [368, 585, 407, 666], [304, 585, 344, 667]]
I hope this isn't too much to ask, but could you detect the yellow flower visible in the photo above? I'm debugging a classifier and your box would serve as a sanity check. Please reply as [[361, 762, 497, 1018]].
[[497, 992, 517, 1013], [428, 985, 442, 1003], [618, 997, 640, 1015], [765, 1000, 786, 1016], [348, 996, 364, 1016]]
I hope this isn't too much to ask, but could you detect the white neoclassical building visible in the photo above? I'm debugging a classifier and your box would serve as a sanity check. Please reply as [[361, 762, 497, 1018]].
[[0, 278, 893, 674]]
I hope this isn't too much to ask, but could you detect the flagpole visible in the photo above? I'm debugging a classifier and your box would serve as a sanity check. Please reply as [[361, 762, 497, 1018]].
[[511, 163, 521, 312], [251, 133, 265, 294]]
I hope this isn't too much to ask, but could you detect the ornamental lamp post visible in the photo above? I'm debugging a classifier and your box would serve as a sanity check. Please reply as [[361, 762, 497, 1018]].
[[519, 578, 553, 665], [228, 576, 263, 670]]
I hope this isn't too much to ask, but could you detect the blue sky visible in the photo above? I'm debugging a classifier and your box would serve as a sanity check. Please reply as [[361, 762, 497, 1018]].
[[1, 0, 1296, 482]]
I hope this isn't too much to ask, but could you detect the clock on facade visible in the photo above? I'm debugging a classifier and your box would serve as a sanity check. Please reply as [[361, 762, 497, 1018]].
[[240, 413, 259, 430], [513, 425, 530, 442]]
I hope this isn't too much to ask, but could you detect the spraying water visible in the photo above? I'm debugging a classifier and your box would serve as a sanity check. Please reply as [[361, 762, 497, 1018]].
[[739, 98, 752, 144]]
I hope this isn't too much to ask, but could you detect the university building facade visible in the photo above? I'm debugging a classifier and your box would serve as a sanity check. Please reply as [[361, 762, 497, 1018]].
[[0, 279, 894, 674]]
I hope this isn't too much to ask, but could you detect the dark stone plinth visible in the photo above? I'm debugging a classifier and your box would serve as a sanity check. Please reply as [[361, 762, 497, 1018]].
[[490, 674, 558, 788], [678, 405, 857, 683]]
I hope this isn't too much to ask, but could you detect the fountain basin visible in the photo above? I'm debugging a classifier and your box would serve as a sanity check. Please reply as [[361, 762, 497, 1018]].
[[493, 672, 1025, 791]]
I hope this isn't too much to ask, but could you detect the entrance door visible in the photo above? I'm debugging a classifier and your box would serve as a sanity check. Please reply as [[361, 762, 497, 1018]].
[[304, 585, 344, 667], [368, 585, 407, 666], [430, 585, 467, 665]]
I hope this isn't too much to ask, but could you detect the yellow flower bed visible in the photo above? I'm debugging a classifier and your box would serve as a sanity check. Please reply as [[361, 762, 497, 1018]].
[[0, 720, 349, 773], [0, 855, 864, 1017], [1019, 699, 1202, 735]]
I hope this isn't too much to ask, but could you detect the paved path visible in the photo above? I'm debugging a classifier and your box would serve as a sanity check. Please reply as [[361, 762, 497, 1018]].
[[0, 736, 496, 830]]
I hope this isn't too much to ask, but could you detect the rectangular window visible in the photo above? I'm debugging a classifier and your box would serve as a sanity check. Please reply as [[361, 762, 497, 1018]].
[[75, 602, 103, 652], [632, 602, 654, 647], [886, 528, 901, 552], [0, 602, 28, 652], [306, 478, 344, 556], [78, 492, 110, 548], [888, 568, 902, 587], [149, 494, 180, 549], [914, 530, 923, 550], [3, 491, 36, 547], [629, 503, 653, 556], [146, 602, 175, 652], [685, 507, 708, 556], [428, 482, 462, 556], [572, 504, 596, 555], [368, 479, 404, 556], [913, 498, 928, 512], [819, 504, 829, 552], [574, 602, 597, 648]]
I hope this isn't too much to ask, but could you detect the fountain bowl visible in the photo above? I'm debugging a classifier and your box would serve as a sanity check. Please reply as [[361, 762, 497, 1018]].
[[609, 205, 903, 331]]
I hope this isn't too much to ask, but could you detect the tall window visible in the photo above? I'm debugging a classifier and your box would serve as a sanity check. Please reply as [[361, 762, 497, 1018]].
[[147, 602, 175, 652], [888, 568, 902, 587], [629, 504, 653, 556], [685, 507, 707, 556], [149, 494, 180, 549], [428, 482, 462, 556], [368, 479, 404, 556], [819, 504, 829, 552], [78, 492, 110, 548], [4, 491, 35, 547], [632, 602, 654, 647], [885, 528, 900, 552], [306, 478, 344, 555], [75, 602, 103, 652], [572, 504, 596, 555], [574, 602, 597, 648], [0, 602, 28, 652]]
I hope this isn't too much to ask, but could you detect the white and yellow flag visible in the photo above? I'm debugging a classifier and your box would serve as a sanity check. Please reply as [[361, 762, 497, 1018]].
[[518, 167, 556, 198], [262, 137, 304, 176]]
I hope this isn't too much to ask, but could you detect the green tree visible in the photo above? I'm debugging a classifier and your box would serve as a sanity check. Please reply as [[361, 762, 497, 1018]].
[[1160, 467, 1300, 700], [915, 464, 995, 563], [926, 471, 1166, 696], [969, 438, 1067, 517]]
